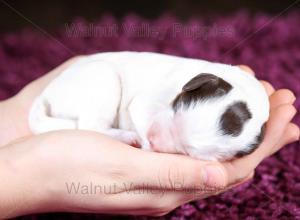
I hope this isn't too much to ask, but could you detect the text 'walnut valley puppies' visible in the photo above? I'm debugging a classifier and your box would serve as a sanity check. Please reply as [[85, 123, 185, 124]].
[[29, 51, 269, 161]]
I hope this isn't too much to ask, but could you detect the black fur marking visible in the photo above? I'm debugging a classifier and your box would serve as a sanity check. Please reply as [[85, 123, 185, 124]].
[[235, 123, 266, 158], [172, 73, 232, 111], [220, 101, 252, 137]]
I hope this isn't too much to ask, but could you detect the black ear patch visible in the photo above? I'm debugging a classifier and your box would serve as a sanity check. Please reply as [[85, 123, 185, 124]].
[[220, 101, 252, 137], [235, 123, 266, 158], [172, 73, 232, 111]]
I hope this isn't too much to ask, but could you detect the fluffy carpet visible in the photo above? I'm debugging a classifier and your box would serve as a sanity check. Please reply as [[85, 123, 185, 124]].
[[1, 10, 300, 220]]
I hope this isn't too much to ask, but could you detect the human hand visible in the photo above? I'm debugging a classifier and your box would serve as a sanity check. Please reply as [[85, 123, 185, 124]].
[[0, 130, 217, 218], [0, 58, 298, 218]]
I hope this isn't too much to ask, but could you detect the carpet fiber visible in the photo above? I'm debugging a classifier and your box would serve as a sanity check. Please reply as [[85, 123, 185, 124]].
[[1, 10, 300, 220]]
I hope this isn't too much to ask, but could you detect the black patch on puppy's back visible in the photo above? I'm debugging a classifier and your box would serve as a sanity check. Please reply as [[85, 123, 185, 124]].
[[172, 73, 232, 111], [220, 101, 252, 137], [235, 124, 266, 158]]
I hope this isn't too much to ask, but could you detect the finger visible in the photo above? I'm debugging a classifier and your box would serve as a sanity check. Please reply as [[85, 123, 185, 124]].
[[112, 190, 180, 215], [269, 89, 296, 110], [110, 187, 212, 217], [248, 104, 296, 163], [260, 80, 275, 96], [269, 122, 300, 156], [238, 65, 255, 75], [80, 188, 181, 216], [133, 152, 210, 190], [215, 171, 254, 195], [230, 171, 254, 188]]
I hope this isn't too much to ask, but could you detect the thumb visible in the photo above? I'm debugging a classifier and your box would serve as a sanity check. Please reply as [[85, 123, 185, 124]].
[[202, 164, 228, 190], [203, 163, 252, 190]]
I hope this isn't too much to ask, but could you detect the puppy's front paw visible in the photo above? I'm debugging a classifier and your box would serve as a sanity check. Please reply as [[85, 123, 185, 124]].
[[117, 131, 141, 148]]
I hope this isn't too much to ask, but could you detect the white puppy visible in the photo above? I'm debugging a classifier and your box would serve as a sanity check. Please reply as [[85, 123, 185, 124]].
[[29, 51, 269, 161]]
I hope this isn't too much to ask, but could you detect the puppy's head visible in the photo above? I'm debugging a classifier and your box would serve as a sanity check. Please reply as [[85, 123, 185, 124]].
[[147, 72, 267, 161]]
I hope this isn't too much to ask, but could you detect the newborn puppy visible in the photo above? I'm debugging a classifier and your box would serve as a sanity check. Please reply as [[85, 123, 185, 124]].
[[29, 51, 269, 161]]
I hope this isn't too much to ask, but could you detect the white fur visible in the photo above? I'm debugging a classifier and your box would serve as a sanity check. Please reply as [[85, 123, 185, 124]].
[[29, 51, 269, 161]]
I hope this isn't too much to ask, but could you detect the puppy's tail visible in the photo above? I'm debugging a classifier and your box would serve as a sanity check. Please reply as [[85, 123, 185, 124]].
[[28, 97, 77, 134]]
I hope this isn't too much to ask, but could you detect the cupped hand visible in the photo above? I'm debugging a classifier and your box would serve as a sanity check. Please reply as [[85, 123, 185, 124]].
[[0, 57, 298, 218]]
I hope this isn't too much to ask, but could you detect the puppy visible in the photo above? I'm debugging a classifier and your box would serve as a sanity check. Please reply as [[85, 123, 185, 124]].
[[29, 51, 269, 161]]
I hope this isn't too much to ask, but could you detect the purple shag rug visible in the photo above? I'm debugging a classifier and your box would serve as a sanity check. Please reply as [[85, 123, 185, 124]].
[[1, 10, 300, 220]]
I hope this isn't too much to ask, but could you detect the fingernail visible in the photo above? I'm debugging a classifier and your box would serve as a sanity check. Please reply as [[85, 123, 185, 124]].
[[203, 165, 226, 189]]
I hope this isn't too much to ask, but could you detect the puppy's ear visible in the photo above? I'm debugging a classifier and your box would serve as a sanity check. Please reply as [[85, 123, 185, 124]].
[[183, 73, 221, 92], [172, 73, 232, 111], [182, 73, 232, 98]]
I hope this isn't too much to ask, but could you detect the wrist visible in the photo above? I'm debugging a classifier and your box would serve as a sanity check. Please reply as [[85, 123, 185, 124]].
[[0, 141, 54, 218], [0, 97, 29, 147]]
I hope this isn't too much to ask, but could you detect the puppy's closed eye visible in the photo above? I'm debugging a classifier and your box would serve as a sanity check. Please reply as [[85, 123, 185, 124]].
[[219, 101, 252, 137]]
